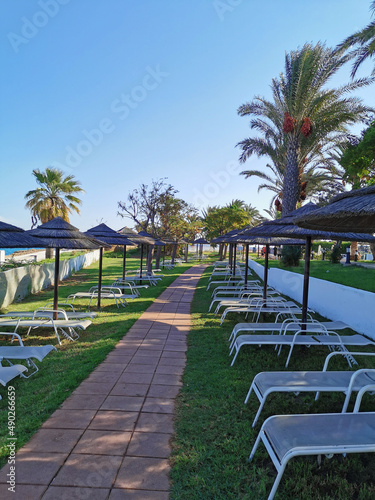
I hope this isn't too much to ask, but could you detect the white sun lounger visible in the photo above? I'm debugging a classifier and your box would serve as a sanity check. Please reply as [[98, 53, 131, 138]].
[[0, 312, 92, 344], [249, 385, 375, 500], [229, 318, 349, 347], [67, 286, 134, 308], [230, 328, 375, 367], [246, 351, 375, 426], [213, 293, 283, 316], [0, 332, 56, 377], [2, 307, 97, 320], [220, 300, 302, 325]]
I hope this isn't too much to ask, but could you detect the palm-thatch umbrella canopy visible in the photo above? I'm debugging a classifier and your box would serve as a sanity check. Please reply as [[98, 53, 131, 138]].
[[295, 185, 375, 233], [27, 217, 106, 317], [0, 220, 46, 249], [85, 223, 136, 308], [234, 234, 306, 290], [237, 203, 375, 322]]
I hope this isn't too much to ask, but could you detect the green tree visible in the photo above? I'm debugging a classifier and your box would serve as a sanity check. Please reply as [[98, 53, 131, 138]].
[[339, 121, 375, 188], [238, 43, 372, 216], [25, 167, 84, 227], [338, 1, 375, 77]]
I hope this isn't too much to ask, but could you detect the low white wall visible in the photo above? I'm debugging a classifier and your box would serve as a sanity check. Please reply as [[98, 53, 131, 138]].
[[248, 259, 375, 340], [0, 250, 100, 309]]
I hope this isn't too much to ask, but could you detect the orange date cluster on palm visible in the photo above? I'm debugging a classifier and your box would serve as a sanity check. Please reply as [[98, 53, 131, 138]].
[[283, 113, 312, 138]]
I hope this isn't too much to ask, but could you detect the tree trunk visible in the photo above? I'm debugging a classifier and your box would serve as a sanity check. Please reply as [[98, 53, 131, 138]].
[[223, 244, 227, 260], [46, 247, 54, 259], [219, 243, 223, 260], [184, 244, 188, 262], [171, 245, 177, 264], [282, 135, 300, 216], [155, 245, 162, 268], [370, 243, 375, 260], [147, 244, 154, 274], [350, 241, 358, 260]]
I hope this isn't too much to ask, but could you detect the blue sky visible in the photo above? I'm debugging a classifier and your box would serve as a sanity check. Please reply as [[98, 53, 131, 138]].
[[1, 0, 374, 231]]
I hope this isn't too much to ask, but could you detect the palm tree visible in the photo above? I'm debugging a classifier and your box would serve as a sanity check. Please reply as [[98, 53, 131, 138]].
[[238, 42, 373, 215], [338, 1, 375, 77], [25, 168, 84, 227]]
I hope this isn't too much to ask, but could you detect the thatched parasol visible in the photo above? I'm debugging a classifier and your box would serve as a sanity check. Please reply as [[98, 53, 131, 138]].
[[237, 203, 375, 322], [85, 223, 136, 308], [295, 185, 375, 233], [0, 220, 46, 249], [27, 217, 106, 317]]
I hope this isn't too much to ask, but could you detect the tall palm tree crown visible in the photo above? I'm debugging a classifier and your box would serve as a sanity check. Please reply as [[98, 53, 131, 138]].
[[237, 42, 373, 216], [25, 168, 84, 227], [338, 1, 375, 77]]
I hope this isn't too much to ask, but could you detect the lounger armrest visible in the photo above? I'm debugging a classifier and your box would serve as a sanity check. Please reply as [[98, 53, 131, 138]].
[[323, 350, 375, 371], [0, 331, 24, 346], [353, 384, 375, 412]]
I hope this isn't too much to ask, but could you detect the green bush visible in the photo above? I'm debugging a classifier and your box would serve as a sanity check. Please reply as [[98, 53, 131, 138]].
[[281, 245, 301, 266], [330, 244, 342, 264]]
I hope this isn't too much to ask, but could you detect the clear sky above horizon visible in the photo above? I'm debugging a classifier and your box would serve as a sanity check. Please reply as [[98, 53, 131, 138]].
[[1, 0, 374, 232]]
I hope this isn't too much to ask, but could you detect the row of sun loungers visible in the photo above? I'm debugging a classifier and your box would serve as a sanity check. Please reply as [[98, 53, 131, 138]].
[[207, 262, 375, 499]]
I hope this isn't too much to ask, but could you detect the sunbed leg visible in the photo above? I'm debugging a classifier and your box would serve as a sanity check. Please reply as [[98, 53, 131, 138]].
[[244, 382, 254, 404], [230, 349, 239, 366], [267, 466, 288, 500], [285, 345, 295, 367]]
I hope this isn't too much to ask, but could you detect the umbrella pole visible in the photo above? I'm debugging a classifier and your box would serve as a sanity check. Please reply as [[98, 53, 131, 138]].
[[122, 245, 127, 281], [302, 236, 312, 327], [53, 248, 60, 320], [97, 247, 103, 309], [244, 244, 249, 286], [263, 244, 269, 301], [233, 244, 237, 276]]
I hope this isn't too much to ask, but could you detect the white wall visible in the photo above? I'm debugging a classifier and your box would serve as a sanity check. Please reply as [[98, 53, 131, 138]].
[[0, 250, 100, 309], [248, 259, 375, 340]]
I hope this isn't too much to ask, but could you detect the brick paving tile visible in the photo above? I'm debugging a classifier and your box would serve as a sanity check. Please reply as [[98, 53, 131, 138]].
[[94, 363, 127, 373], [110, 382, 150, 397], [61, 394, 107, 410], [0, 452, 67, 485], [155, 365, 185, 376], [101, 396, 144, 412], [135, 413, 175, 434], [158, 357, 186, 367], [124, 364, 157, 374], [73, 430, 132, 455], [128, 357, 159, 366], [148, 384, 181, 399], [85, 371, 122, 384], [109, 489, 169, 500], [117, 372, 154, 384], [152, 373, 182, 386], [0, 484, 46, 500], [127, 432, 172, 458], [42, 409, 96, 429], [22, 428, 83, 454], [160, 350, 186, 359], [73, 381, 117, 394], [53, 453, 122, 488], [114, 457, 170, 490], [42, 486, 110, 500], [142, 397, 175, 414], [88, 411, 138, 431]]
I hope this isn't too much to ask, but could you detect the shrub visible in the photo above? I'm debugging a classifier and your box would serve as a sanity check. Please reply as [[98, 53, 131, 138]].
[[281, 245, 301, 267], [330, 244, 342, 264]]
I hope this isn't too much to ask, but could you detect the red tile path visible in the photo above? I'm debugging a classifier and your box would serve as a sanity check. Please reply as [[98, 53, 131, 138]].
[[0, 264, 206, 500]]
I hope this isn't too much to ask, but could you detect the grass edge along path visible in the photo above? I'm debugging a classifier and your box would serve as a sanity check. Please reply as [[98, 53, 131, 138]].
[[170, 266, 375, 500], [0, 255, 196, 467]]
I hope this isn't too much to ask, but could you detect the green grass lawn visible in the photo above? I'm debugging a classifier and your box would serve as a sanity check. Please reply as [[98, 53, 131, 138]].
[[0, 252, 197, 467], [170, 266, 375, 500], [254, 258, 375, 293]]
